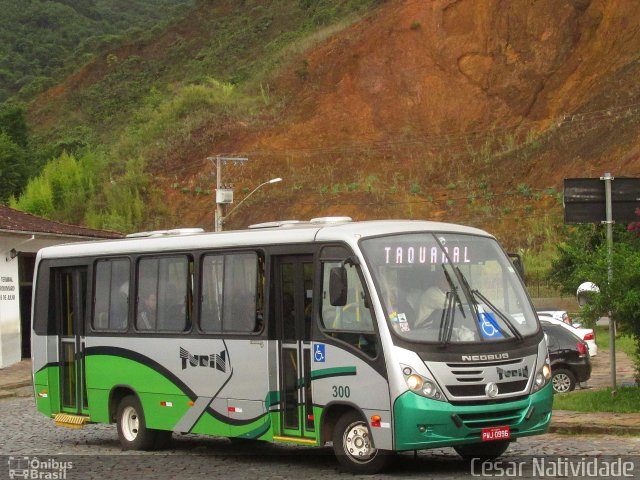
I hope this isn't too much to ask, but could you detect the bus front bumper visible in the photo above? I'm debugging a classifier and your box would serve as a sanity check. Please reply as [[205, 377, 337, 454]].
[[393, 384, 553, 451]]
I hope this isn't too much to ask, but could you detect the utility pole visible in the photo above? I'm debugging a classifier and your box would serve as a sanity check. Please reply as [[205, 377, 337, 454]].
[[565, 173, 640, 394], [207, 156, 249, 232], [602, 172, 617, 394]]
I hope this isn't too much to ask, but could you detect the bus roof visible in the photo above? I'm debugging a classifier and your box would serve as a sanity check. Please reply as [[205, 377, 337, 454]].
[[36, 220, 493, 259]]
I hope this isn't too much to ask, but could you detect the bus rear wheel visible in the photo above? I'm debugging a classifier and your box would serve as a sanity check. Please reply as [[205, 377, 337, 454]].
[[332, 411, 389, 474], [117, 395, 169, 450], [454, 440, 510, 460]]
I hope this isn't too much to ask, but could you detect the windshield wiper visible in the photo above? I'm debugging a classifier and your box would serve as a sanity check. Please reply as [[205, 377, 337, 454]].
[[438, 266, 468, 345], [471, 288, 523, 341], [455, 267, 524, 342], [437, 291, 453, 344]]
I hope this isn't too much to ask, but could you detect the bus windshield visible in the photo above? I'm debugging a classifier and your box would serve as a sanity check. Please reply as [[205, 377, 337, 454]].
[[360, 233, 538, 344]]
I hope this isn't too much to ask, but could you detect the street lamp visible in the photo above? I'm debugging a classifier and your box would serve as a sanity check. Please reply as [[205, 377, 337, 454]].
[[207, 155, 249, 232], [218, 177, 283, 231]]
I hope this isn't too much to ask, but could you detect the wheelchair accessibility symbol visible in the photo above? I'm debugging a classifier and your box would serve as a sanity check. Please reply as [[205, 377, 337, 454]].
[[478, 312, 503, 339], [314, 344, 326, 363], [481, 318, 497, 336]]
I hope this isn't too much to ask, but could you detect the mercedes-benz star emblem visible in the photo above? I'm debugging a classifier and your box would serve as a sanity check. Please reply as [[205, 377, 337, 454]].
[[485, 382, 499, 398]]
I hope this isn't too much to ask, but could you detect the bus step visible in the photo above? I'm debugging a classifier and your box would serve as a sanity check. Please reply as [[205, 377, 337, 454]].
[[53, 413, 89, 429], [272, 435, 317, 445]]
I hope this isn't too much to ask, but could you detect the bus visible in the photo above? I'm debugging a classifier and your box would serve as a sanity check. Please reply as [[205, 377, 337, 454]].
[[31, 218, 552, 473]]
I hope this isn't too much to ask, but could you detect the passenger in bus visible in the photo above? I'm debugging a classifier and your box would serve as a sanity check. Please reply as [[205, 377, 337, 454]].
[[414, 286, 447, 329], [138, 292, 157, 330], [112, 281, 129, 330]]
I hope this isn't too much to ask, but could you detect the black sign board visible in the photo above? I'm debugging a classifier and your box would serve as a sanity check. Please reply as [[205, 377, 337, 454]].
[[564, 177, 640, 224]]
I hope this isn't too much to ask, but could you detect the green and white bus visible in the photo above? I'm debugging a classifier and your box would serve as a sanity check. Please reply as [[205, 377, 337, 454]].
[[31, 218, 552, 473]]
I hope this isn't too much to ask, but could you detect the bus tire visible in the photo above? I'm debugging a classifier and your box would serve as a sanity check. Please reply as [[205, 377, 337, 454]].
[[116, 395, 158, 450], [454, 440, 510, 460], [332, 411, 389, 474]]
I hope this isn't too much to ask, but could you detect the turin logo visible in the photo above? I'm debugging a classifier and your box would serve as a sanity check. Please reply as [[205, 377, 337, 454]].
[[180, 347, 226, 372]]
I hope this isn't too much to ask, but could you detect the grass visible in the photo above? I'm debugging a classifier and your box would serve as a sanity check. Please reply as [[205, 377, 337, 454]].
[[594, 325, 637, 357], [552, 386, 640, 413]]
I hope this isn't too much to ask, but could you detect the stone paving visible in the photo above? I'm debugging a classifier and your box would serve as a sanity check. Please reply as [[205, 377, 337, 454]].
[[584, 345, 638, 389], [0, 397, 639, 479]]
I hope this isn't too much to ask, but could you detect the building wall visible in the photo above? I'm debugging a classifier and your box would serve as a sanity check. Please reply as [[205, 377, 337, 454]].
[[0, 250, 20, 368], [0, 234, 100, 368]]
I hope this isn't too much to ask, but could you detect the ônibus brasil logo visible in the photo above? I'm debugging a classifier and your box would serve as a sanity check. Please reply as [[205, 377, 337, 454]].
[[180, 347, 226, 372]]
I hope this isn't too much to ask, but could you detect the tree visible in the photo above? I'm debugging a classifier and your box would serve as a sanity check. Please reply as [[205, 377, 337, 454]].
[[549, 221, 640, 381], [0, 132, 28, 202], [0, 104, 28, 148]]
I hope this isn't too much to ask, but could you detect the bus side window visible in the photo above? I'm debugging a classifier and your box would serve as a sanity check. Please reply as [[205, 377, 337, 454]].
[[136, 256, 191, 332], [201, 255, 223, 332], [320, 261, 378, 358], [93, 259, 130, 331], [200, 252, 263, 334]]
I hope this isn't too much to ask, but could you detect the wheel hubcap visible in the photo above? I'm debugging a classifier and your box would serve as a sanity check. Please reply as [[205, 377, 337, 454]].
[[553, 374, 571, 393], [343, 421, 376, 463], [121, 406, 140, 441]]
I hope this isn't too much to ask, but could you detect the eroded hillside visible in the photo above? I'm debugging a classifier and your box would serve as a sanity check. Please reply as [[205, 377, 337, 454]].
[[27, 0, 640, 249]]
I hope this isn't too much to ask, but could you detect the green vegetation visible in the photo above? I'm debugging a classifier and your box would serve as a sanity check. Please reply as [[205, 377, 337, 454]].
[[0, 105, 34, 202], [10, 0, 381, 231], [516, 182, 531, 197], [549, 223, 640, 380], [10, 150, 165, 232], [114, 78, 259, 162], [0, 0, 194, 102], [594, 326, 637, 357], [552, 386, 640, 413]]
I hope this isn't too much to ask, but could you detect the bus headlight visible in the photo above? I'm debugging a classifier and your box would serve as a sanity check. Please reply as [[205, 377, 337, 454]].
[[402, 366, 446, 401], [532, 356, 552, 392], [406, 374, 423, 391], [422, 381, 437, 398]]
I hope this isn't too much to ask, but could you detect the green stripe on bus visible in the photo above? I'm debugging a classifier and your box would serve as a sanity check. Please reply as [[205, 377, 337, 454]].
[[311, 366, 356, 380]]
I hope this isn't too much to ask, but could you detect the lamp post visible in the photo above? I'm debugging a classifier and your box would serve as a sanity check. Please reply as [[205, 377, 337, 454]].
[[218, 177, 282, 230], [207, 156, 249, 232]]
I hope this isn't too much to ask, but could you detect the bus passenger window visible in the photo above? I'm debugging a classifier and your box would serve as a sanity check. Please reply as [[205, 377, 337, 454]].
[[223, 254, 257, 332], [201, 256, 223, 332], [320, 261, 378, 357], [93, 259, 130, 331], [200, 252, 263, 334], [136, 256, 191, 332]]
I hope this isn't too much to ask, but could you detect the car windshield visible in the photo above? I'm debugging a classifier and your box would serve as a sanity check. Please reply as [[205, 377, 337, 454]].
[[360, 232, 539, 344]]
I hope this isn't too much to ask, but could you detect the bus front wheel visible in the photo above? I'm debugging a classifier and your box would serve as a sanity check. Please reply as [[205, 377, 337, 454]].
[[454, 440, 510, 460], [332, 411, 389, 474], [117, 395, 169, 450]]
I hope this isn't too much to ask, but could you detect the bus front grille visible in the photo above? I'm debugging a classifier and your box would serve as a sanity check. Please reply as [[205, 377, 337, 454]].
[[456, 408, 524, 429], [446, 380, 528, 397]]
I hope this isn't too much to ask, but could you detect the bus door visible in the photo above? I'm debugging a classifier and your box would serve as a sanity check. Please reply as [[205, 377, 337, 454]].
[[275, 255, 316, 440], [55, 267, 89, 415]]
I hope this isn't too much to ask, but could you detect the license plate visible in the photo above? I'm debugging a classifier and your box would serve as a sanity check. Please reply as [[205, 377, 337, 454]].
[[481, 426, 511, 441]]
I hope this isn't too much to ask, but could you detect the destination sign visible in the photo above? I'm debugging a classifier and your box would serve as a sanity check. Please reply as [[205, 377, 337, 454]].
[[382, 245, 471, 265]]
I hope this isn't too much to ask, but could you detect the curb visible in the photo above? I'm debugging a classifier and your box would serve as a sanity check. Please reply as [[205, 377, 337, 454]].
[[0, 390, 16, 399], [0, 380, 32, 390], [549, 423, 640, 436]]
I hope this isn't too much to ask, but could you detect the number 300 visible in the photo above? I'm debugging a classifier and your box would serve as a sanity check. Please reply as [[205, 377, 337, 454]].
[[332, 386, 351, 398]]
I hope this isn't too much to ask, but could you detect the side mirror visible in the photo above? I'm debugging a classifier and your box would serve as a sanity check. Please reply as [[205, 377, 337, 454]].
[[508, 253, 525, 282], [329, 267, 348, 306], [577, 282, 600, 308]]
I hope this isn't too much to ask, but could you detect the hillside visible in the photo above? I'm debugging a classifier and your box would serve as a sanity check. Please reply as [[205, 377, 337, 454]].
[[20, 0, 640, 252], [0, 0, 194, 102]]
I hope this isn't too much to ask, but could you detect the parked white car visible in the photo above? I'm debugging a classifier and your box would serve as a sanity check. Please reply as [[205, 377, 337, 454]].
[[536, 311, 597, 357]]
